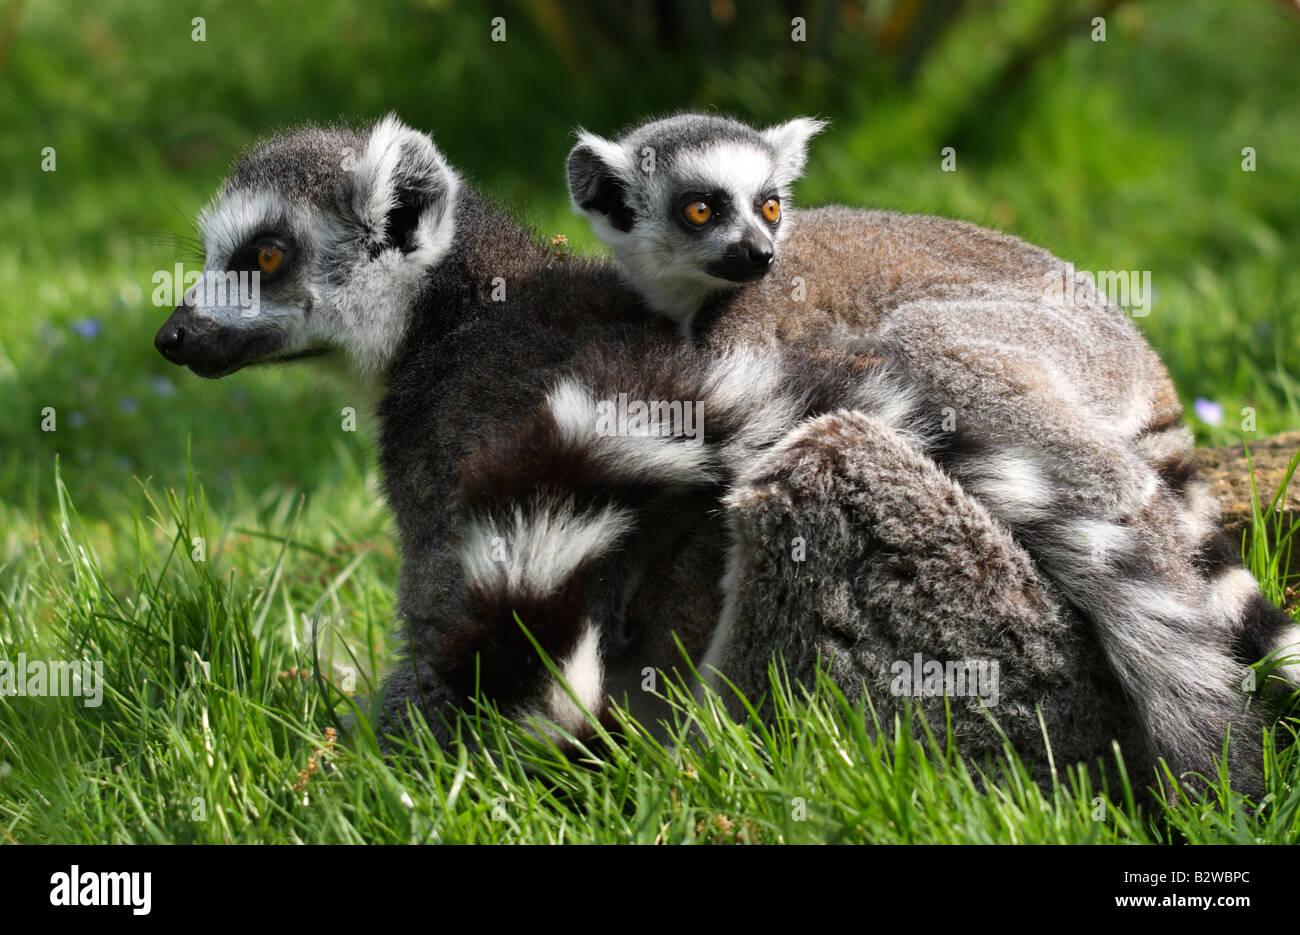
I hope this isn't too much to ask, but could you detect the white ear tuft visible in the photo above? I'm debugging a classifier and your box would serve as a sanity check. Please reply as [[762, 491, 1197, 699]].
[[761, 116, 829, 185], [567, 129, 634, 213], [353, 113, 459, 258]]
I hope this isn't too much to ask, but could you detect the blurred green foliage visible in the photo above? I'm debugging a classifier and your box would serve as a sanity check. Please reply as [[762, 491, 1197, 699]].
[[0, 0, 1297, 522]]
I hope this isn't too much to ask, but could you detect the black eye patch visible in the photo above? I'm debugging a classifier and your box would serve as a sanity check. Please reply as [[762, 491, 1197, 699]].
[[229, 233, 292, 278], [673, 190, 734, 231]]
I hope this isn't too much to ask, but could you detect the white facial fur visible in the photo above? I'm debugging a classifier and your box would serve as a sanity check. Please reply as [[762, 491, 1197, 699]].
[[187, 115, 460, 395], [632, 142, 779, 319]]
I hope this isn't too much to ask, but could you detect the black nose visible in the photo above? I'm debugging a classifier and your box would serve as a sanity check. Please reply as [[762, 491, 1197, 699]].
[[706, 237, 777, 284], [155, 322, 185, 359], [155, 303, 206, 364]]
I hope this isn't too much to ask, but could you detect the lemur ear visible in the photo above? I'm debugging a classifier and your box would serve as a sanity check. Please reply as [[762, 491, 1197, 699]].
[[567, 130, 636, 232], [761, 116, 829, 185], [353, 114, 460, 258]]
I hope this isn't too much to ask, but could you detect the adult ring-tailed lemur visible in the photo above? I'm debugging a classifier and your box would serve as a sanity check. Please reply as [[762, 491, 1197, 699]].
[[154, 116, 1293, 797]]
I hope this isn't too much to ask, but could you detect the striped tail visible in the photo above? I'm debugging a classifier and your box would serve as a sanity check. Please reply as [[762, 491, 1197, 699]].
[[947, 416, 1292, 794], [441, 341, 933, 740]]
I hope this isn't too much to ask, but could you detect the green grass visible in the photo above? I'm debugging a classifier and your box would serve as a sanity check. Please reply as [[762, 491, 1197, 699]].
[[2, 0, 1299, 843], [1, 464, 1297, 844]]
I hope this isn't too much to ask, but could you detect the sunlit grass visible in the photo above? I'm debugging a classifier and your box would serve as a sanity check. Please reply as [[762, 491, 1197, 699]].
[[0, 463, 1295, 844]]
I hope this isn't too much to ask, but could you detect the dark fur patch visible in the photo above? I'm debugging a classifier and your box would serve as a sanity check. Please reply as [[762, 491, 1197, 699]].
[[1155, 450, 1199, 497], [1231, 592, 1293, 668], [442, 566, 592, 706], [384, 194, 424, 253], [1191, 529, 1243, 577], [227, 124, 366, 205], [1138, 411, 1185, 438], [927, 422, 992, 480], [580, 173, 635, 233], [615, 112, 772, 167]]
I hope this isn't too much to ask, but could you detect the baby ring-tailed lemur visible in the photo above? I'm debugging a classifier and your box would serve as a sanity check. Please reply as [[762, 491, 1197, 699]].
[[568, 112, 1298, 788], [153, 116, 1266, 794]]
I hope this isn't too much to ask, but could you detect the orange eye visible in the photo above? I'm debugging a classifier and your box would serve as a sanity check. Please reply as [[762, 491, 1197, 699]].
[[257, 244, 284, 275], [761, 198, 781, 223], [683, 202, 713, 226]]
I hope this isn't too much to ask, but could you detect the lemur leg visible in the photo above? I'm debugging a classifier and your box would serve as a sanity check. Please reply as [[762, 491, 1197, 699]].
[[378, 539, 489, 750], [703, 410, 1142, 785], [378, 639, 462, 750]]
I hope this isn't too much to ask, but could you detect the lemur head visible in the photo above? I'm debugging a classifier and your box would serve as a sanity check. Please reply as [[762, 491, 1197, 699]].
[[566, 112, 826, 323], [155, 115, 459, 386]]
